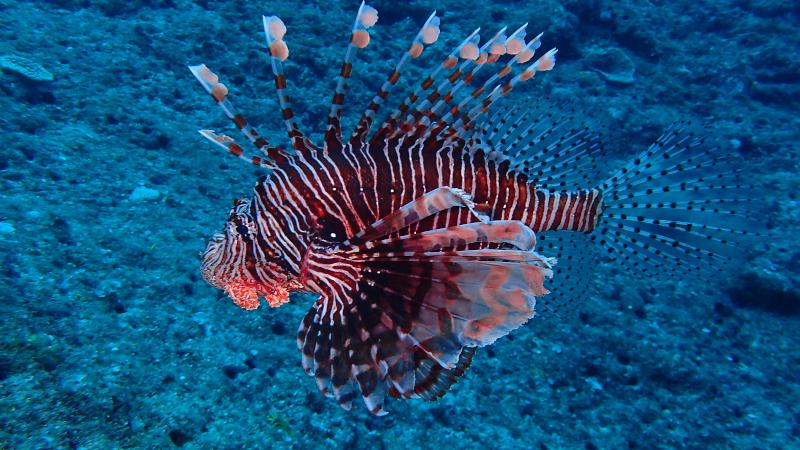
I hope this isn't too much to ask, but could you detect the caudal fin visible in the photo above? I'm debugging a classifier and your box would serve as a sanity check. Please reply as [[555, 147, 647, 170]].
[[594, 120, 766, 283]]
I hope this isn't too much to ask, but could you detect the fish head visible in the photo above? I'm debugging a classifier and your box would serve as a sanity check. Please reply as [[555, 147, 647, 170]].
[[200, 198, 299, 310]]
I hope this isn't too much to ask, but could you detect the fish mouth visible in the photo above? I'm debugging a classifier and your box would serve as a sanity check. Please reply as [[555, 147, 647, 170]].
[[218, 276, 297, 310], [200, 232, 301, 309]]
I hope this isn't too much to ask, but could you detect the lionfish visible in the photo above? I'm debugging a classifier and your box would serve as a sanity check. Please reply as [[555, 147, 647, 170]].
[[189, 3, 758, 415]]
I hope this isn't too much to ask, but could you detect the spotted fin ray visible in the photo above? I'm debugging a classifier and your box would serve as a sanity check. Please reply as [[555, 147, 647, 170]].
[[595, 120, 765, 282]]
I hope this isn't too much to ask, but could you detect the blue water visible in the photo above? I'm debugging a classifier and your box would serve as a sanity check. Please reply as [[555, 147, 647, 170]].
[[1, 0, 798, 448]]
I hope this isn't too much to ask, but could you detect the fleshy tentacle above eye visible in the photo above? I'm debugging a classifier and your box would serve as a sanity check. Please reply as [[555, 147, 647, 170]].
[[297, 187, 554, 415]]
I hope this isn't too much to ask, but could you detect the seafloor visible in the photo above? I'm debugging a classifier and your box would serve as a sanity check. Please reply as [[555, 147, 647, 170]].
[[1, 0, 798, 448]]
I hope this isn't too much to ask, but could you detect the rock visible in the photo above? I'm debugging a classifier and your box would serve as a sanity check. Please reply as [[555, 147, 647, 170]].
[[0, 55, 54, 82], [128, 186, 161, 202], [750, 81, 800, 107], [585, 46, 636, 84], [728, 271, 800, 316], [748, 0, 794, 17]]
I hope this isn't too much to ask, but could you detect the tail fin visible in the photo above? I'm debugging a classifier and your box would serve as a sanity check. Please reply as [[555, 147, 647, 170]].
[[594, 120, 765, 283]]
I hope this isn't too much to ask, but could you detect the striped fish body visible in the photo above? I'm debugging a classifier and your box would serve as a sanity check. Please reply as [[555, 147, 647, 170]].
[[261, 126, 601, 245], [192, 4, 760, 415], [206, 122, 601, 312]]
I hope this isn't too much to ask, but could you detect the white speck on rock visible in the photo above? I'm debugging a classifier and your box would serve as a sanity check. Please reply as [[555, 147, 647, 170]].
[[585, 377, 604, 391], [129, 186, 160, 202]]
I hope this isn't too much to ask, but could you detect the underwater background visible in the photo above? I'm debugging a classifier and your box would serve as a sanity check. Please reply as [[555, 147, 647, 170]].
[[1, 0, 798, 448]]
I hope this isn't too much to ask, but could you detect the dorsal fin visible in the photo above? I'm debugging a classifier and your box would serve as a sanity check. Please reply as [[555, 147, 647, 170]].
[[322, 2, 379, 150], [263, 16, 316, 153], [349, 11, 442, 147], [376, 27, 483, 138], [397, 26, 511, 133], [424, 26, 534, 125], [187, 64, 288, 167], [468, 102, 606, 190]]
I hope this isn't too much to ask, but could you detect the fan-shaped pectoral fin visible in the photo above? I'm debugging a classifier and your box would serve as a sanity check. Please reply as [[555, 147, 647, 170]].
[[299, 218, 555, 414]]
